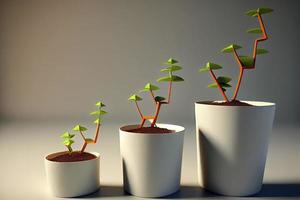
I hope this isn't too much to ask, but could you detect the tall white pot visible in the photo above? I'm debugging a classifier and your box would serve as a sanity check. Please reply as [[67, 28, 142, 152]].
[[195, 101, 275, 196], [45, 152, 100, 197], [119, 124, 185, 198]]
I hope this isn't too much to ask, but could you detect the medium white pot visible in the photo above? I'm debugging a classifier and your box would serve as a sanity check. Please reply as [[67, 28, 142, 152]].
[[195, 101, 275, 196], [119, 124, 185, 198], [44, 152, 100, 197]]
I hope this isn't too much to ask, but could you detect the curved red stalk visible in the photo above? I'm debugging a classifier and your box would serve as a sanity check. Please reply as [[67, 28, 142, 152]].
[[232, 14, 268, 100], [81, 123, 101, 153]]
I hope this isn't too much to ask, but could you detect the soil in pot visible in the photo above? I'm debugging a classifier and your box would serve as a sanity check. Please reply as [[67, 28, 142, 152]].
[[198, 100, 253, 106], [46, 151, 97, 162], [127, 126, 175, 134]]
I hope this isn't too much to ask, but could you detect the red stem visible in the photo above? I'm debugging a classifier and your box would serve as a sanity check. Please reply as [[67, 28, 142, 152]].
[[209, 69, 229, 102], [93, 123, 101, 143], [167, 81, 172, 104], [150, 90, 156, 103], [81, 142, 87, 152], [232, 49, 244, 100], [151, 102, 162, 127], [232, 14, 268, 100], [252, 14, 268, 67], [135, 101, 143, 119], [79, 131, 85, 140]]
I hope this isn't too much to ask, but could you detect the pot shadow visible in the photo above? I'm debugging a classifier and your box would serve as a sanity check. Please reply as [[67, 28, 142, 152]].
[[163, 185, 218, 198], [254, 183, 300, 197], [72, 183, 300, 199], [76, 185, 126, 198], [165, 183, 300, 199]]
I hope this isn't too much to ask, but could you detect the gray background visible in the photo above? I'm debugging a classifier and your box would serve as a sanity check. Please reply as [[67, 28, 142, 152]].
[[0, 1, 300, 199], [0, 0, 299, 125]]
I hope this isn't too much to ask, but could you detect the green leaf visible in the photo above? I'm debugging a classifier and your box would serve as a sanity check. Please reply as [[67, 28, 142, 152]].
[[95, 101, 105, 108], [256, 48, 269, 55], [164, 58, 178, 65], [128, 94, 143, 101], [139, 83, 160, 92], [207, 82, 231, 89], [220, 83, 232, 88], [161, 65, 182, 72], [217, 76, 232, 84], [246, 9, 258, 17], [199, 67, 210, 72], [90, 110, 107, 116], [60, 132, 75, 138], [207, 83, 218, 88], [239, 55, 254, 67], [157, 75, 184, 82], [94, 118, 101, 124], [246, 27, 262, 34], [246, 7, 274, 17], [157, 76, 171, 82], [221, 44, 242, 53], [171, 75, 184, 82], [199, 62, 222, 72], [258, 7, 274, 15], [72, 124, 88, 132], [154, 96, 166, 102], [63, 139, 74, 146]]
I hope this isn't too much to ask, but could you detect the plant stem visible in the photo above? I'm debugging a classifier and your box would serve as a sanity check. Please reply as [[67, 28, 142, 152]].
[[79, 130, 85, 140], [150, 78, 172, 127], [209, 69, 229, 102], [252, 14, 268, 67], [93, 123, 101, 143], [79, 121, 101, 153], [140, 118, 146, 128], [232, 48, 244, 100], [167, 80, 172, 104], [150, 90, 156, 104], [232, 14, 268, 100], [151, 102, 162, 127], [67, 145, 73, 153], [232, 67, 244, 101], [135, 101, 143, 119], [81, 141, 87, 153]]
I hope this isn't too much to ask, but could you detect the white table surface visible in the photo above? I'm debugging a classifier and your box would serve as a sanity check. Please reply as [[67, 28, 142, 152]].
[[0, 121, 299, 200]]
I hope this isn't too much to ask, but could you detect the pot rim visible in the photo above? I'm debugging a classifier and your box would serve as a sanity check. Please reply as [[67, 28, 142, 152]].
[[195, 100, 275, 107], [45, 151, 100, 163], [120, 123, 185, 135]]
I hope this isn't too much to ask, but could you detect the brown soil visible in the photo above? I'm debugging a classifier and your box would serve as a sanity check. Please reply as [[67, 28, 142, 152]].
[[46, 151, 97, 162], [128, 126, 175, 134], [198, 100, 253, 106]]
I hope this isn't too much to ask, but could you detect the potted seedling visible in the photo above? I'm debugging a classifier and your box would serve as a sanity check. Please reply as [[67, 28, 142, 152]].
[[44, 101, 107, 197], [195, 8, 275, 196], [119, 58, 185, 198]]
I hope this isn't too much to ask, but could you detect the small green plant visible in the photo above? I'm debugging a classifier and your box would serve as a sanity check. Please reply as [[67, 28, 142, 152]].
[[129, 58, 184, 128], [60, 132, 75, 153], [60, 101, 107, 153], [199, 7, 273, 102]]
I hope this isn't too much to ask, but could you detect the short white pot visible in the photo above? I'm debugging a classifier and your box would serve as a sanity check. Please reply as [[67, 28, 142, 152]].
[[44, 152, 100, 197], [195, 101, 275, 196], [119, 124, 185, 198]]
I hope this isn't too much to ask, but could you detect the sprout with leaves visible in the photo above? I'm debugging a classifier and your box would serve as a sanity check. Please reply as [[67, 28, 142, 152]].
[[60, 132, 75, 153], [60, 101, 107, 153], [199, 7, 273, 102], [129, 58, 184, 128]]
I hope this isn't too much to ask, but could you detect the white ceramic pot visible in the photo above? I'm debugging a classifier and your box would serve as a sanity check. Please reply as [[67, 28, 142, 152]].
[[44, 152, 100, 197], [119, 124, 185, 198], [195, 101, 275, 196]]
